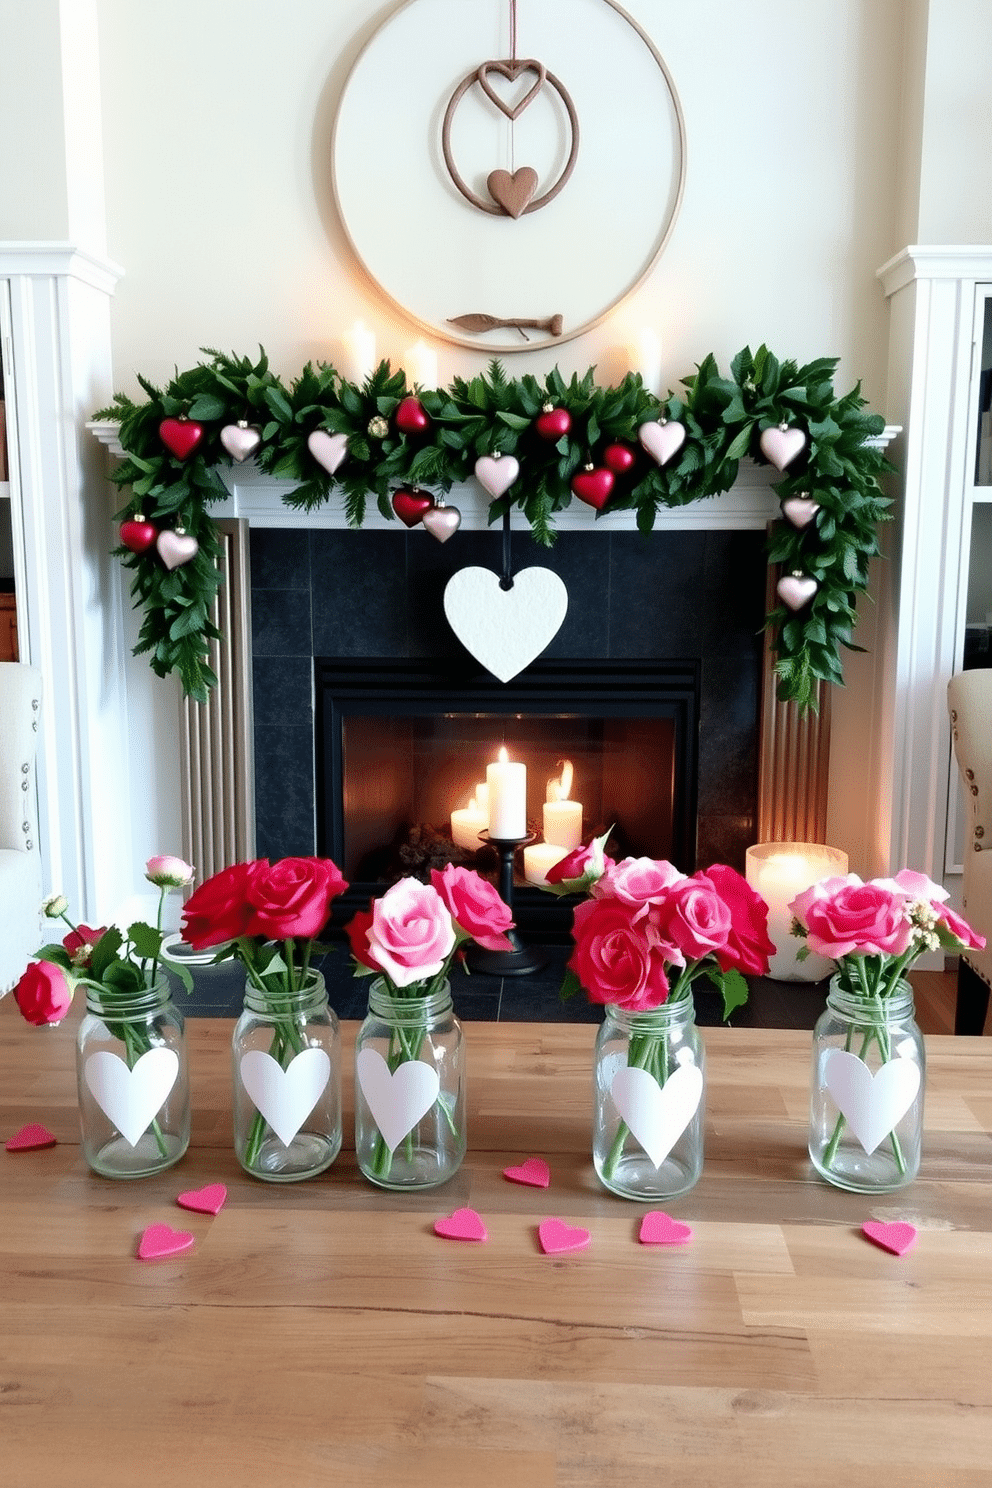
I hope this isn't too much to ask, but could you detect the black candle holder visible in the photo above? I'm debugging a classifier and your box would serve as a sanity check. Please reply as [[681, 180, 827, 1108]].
[[464, 830, 548, 977]]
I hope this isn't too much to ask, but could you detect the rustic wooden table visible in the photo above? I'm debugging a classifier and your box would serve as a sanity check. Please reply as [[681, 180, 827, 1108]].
[[2, 999, 990, 1487]]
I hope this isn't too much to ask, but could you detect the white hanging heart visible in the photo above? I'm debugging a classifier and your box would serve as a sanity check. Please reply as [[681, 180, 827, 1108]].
[[822, 1049, 921, 1155], [443, 565, 568, 683], [610, 1063, 703, 1169], [356, 1047, 441, 1154], [156, 530, 199, 570], [474, 454, 520, 498], [781, 496, 820, 529], [777, 574, 818, 610], [422, 505, 461, 542], [239, 1048, 331, 1147], [760, 425, 806, 471], [84, 1048, 180, 1148], [307, 430, 349, 475], [637, 420, 686, 467], [219, 424, 261, 462]]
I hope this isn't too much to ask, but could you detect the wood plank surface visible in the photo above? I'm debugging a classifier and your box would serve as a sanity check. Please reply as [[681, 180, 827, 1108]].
[[1, 998, 990, 1487]]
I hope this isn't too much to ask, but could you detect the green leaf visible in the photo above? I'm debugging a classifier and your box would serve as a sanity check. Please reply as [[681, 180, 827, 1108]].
[[88, 926, 124, 982], [127, 920, 164, 960], [559, 966, 583, 1002]]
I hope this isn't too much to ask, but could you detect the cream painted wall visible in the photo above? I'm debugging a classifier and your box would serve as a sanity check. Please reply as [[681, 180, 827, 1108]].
[[915, 0, 992, 242], [0, 0, 71, 239]]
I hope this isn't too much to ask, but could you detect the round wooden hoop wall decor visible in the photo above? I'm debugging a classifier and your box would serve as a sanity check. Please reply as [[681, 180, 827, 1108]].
[[332, 0, 686, 353]]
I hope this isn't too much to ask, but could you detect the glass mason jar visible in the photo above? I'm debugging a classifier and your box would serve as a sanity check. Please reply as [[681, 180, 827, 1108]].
[[809, 976, 925, 1191], [232, 970, 341, 1182], [76, 974, 190, 1178], [354, 978, 465, 1189], [593, 996, 706, 1201]]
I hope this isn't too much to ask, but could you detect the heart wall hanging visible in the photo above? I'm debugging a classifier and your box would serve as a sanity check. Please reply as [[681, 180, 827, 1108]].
[[444, 565, 568, 683]]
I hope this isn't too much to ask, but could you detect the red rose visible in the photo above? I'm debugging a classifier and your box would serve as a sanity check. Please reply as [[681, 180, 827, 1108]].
[[14, 960, 74, 1025], [62, 924, 108, 969], [706, 863, 775, 974], [430, 864, 514, 952], [568, 896, 670, 1010], [546, 841, 614, 887], [245, 856, 348, 941], [652, 873, 733, 961], [181, 861, 255, 949], [346, 904, 378, 969]]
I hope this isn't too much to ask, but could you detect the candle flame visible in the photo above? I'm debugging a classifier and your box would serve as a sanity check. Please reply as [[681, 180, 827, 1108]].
[[497, 746, 508, 764], [547, 759, 573, 803]]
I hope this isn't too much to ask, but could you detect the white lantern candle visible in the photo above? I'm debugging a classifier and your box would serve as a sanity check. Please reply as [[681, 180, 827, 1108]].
[[633, 328, 662, 394], [450, 792, 489, 851], [745, 842, 849, 981], [523, 842, 569, 885], [341, 319, 377, 383], [543, 760, 583, 850], [487, 747, 527, 840], [404, 338, 439, 390]]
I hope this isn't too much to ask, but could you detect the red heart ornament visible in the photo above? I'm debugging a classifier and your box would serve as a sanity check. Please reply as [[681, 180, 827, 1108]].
[[603, 442, 636, 474], [158, 418, 203, 461], [571, 467, 614, 510], [862, 1220, 917, 1256], [639, 1211, 693, 1245], [434, 1207, 488, 1242], [137, 1223, 195, 1261], [395, 396, 429, 434], [5, 1123, 58, 1152], [176, 1183, 227, 1216], [392, 488, 434, 528], [538, 1218, 591, 1255], [503, 1157, 551, 1188], [120, 518, 158, 554], [535, 407, 571, 440]]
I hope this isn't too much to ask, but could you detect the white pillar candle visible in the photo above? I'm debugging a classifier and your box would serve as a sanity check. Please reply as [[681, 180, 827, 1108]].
[[745, 842, 849, 981], [523, 842, 569, 885], [543, 760, 583, 850], [404, 338, 438, 390], [632, 328, 662, 394], [341, 319, 377, 383], [487, 747, 527, 840], [450, 792, 489, 851]]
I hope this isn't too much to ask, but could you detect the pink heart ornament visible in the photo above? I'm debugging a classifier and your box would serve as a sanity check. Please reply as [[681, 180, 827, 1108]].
[[637, 420, 686, 467], [777, 574, 818, 611], [219, 424, 261, 462], [862, 1220, 917, 1256], [307, 430, 349, 476], [781, 496, 820, 529], [156, 530, 199, 570], [639, 1211, 693, 1246], [137, 1223, 195, 1261], [434, 1207, 488, 1243], [176, 1183, 227, 1216], [538, 1218, 590, 1255], [503, 1157, 551, 1189], [422, 504, 461, 543], [475, 454, 520, 499], [760, 425, 806, 471], [5, 1123, 58, 1152]]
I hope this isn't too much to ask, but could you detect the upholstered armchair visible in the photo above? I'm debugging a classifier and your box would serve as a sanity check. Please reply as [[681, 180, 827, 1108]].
[[0, 663, 44, 996], [947, 669, 992, 1034]]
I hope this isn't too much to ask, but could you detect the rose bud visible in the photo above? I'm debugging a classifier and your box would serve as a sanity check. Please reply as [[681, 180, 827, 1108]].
[[145, 855, 195, 888], [14, 960, 74, 1025], [42, 892, 69, 919]]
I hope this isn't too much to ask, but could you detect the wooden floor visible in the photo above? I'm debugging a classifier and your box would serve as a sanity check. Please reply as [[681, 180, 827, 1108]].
[[908, 969, 958, 1035]]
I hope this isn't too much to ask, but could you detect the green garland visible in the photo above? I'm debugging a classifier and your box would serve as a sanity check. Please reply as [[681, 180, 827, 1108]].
[[95, 344, 891, 707]]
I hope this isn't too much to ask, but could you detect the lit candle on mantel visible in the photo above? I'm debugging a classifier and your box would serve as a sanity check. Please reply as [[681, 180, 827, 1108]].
[[632, 327, 662, 394], [524, 841, 569, 885], [450, 788, 489, 852], [543, 760, 583, 850], [404, 338, 439, 390], [341, 319, 377, 383], [745, 841, 849, 982], [486, 747, 527, 840]]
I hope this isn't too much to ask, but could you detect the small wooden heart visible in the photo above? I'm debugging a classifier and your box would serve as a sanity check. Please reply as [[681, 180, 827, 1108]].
[[487, 167, 539, 218], [477, 59, 546, 120], [777, 574, 818, 610]]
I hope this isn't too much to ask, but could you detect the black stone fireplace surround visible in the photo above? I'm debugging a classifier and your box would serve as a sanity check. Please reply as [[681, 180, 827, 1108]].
[[242, 523, 773, 1021]]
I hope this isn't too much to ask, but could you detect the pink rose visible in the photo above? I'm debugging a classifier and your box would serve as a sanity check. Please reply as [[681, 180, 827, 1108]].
[[181, 861, 255, 949], [365, 878, 456, 988], [62, 924, 108, 969], [593, 856, 685, 910], [568, 896, 670, 1010], [706, 863, 775, 975], [429, 865, 515, 952], [145, 855, 195, 888], [934, 902, 986, 951], [14, 960, 74, 1025], [245, 856, 348, 941], [653, 872, 733, 961], [790, 874, 913, 959], [888, 868, 949, 904]]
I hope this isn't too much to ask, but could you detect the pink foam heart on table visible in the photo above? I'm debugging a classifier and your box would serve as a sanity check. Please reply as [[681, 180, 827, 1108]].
[[760, 424, 806, 471], [862, 1220, 917, 1256], [777, 574, 818, 611], [307, 429, 349, 476], [538, 1218, 590, 1255], [434, 1207, 488, 1243], [5, 1123, 58, 1152], [638, 419, 686, 467], [639, 1211, 693, 1246], [503, 1157, 551, 1189], [781, 496, 820, 529], [176, 1183, 227, 1216], [137, 1223, 195, 1261]]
